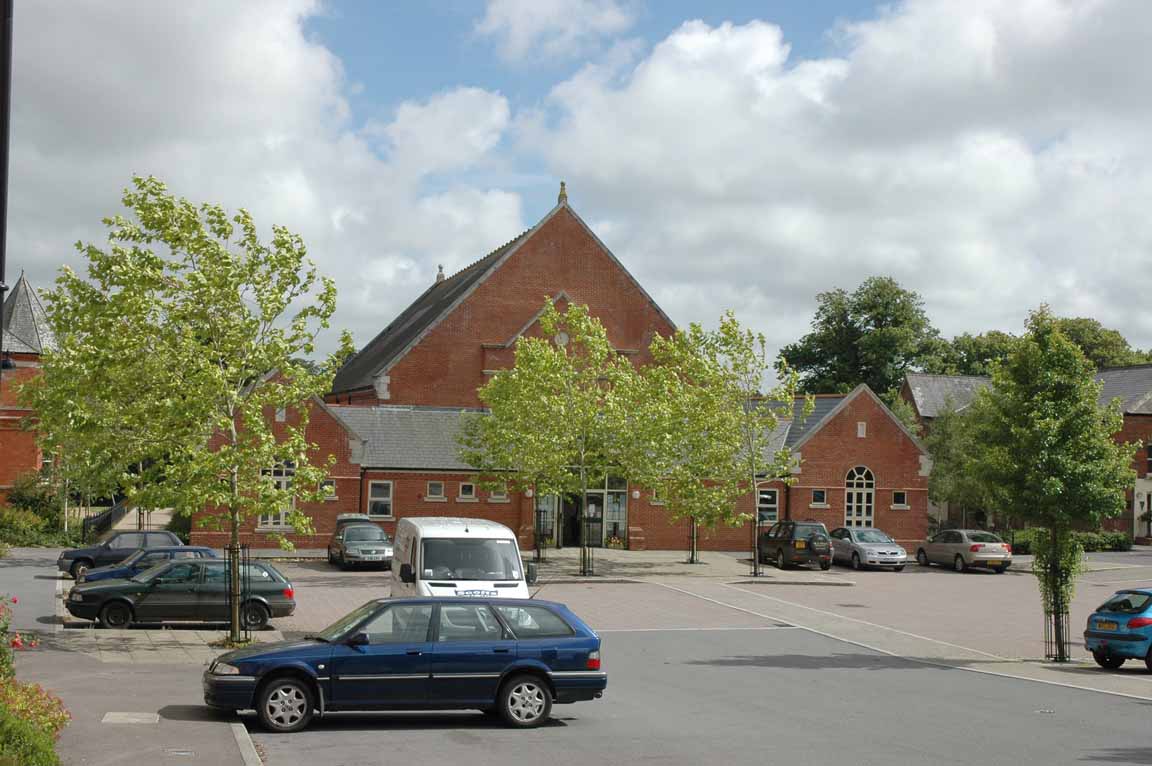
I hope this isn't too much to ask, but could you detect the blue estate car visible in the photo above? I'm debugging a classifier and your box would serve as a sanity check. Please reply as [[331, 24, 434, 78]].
[[80, 546, 217, 583], [204, 597, 606, 732], [1083, 588, 1152, 670]]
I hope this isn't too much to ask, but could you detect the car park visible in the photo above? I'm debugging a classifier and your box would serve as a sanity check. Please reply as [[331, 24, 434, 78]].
[[57, 529, 183, 580], [66, 559, 294, 629], [327, 523, 393, 570], [203, 596, 605, 732], [829, 527, 907, 571], [79, 545, 217, 583], [1083, 588, 1152, 670], [915, 529, 1012, 573], [758, 521, 832, 570]]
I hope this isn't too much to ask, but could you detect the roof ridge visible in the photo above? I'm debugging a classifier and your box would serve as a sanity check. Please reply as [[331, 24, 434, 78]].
[[444, 229, 531, 282]]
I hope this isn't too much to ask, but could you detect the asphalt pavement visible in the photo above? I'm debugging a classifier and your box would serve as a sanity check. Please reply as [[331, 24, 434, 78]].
[[0, 546, 64, 631], [251, 627, 1152, 766]]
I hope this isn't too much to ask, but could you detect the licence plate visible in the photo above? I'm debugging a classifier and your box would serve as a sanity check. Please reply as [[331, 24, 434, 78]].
[[456, 590, 498, 597], [984, 560, 1001, 566], [795, 540, 807, 549], [1097, 620, 1119, 631], [360, 555, 381, 561]]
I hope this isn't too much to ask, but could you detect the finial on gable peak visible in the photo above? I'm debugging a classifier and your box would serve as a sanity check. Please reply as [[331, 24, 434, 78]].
[[435, 264, 445, 284], [558, 180, 568, 205]]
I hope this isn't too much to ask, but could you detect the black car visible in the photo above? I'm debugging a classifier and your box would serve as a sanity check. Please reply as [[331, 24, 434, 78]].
[[65, 559, 295, 629], [758, 521, 833, 570], [57, 529, 183, 579], [203, 597, 606, 732]]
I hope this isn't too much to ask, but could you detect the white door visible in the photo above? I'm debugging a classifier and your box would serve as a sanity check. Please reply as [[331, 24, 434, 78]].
[[844, 467, 875, 528]]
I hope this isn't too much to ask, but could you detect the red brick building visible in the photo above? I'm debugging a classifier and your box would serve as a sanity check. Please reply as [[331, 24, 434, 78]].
[[192, 189, 932, 550], [0, 273, 52, 499], [902, 369, 1152, 537]]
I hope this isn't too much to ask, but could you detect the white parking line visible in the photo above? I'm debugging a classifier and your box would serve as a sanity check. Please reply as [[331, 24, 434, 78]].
[[1085, 578, 1152, 586], [598, 626, 800, 633]]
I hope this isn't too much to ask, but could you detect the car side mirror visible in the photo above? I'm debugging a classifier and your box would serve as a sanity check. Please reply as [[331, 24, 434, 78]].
[[526, 562, 538, 585], [346, 631, 369, 647], [399, 563, 416, 584]]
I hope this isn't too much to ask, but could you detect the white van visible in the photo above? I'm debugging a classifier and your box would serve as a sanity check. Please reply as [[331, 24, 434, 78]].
[[392, 517, 537, 599]]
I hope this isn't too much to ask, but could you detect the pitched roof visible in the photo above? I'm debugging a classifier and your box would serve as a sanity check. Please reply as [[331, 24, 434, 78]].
[[331, 231, 531, 393], [2, 272, 54, 355], [905, 367, 1152, 417], [903, 373, 990, 419], [329, 405, 478, 470]]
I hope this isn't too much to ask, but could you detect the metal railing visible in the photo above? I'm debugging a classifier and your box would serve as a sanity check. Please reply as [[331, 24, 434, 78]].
[[80, 498, 129, 541]]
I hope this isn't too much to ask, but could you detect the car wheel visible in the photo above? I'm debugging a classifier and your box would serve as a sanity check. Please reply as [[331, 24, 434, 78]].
[[257, 677, 315, 733], [241, 601, 271, 630], [498, 674, 552, 728], [70, 559, 93, 580], [99, 601, 133, 629], [1145, 646, 1152, 673], [819, 560, 831, 571], [953, 555, 967, 573], [327, 550, 335, 565], [1094, 650, 1125, 670], [337, 553, 348, 570], [993, 566, 1007, 574], [776, 550, 787, 570], [894, 566, 905, 572], [851, 553, 862, 571], [916, 549, 929, 567]]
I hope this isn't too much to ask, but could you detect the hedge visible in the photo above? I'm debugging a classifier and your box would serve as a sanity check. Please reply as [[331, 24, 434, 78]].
[[1007, 528, 1132, 556], [0, 707, 59, 766]]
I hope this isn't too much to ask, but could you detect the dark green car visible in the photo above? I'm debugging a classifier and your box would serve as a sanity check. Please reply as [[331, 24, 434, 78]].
[[65, 559, 295, 630]]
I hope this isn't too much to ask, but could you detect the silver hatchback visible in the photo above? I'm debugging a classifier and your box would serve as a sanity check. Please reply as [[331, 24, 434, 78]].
[[916, 529, 1012, 573], [829, 527, 907, 571]]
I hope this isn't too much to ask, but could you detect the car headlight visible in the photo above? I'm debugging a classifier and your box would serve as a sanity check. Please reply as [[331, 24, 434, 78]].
[[69, 591, 84, 602], [212, 662, 241, 676], [345, 549, 360, 557]]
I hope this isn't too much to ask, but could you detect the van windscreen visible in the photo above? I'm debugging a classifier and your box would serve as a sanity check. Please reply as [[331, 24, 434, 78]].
[[421, 538, 520, 581]]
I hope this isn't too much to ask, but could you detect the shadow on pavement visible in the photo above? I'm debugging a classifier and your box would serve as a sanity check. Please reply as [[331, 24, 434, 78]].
[[249, 712, 571, 733], [1079, 748, 1152, 764], [159, 704, 232, 722], [687, 652, 937, 671]]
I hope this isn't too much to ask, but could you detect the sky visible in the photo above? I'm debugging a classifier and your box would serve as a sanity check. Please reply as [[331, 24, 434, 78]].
[[9, 0, 1152, 362]]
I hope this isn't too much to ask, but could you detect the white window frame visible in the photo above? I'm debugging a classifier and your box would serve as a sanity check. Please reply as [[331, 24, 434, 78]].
[[320, 479, 337, 501], [275, 407, 287, 423], [810, 489, 828, 508], [367, 480, 394, 519], [844, 466, 875, 528], [649, 486, 665, 506], [426, 481, 446, 501], [891, 490, 909, 510], [757, 488, 779, 526], [489, 482, 509, 503], [259, 462, 295, 529], [457, 482, 477, 502]]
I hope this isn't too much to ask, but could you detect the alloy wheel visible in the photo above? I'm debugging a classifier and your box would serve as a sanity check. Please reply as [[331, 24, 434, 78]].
[[507, 681, 546, 724], [265, 684, 307, 730]]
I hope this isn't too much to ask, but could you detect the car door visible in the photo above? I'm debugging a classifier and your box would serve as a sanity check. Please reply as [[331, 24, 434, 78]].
[[196, 562, 230, 622], [931, 531, 958, 564], [829, 528, 848, 562], [428, 603, 516, 705], [329, 603, 434, 709], [133, 561, 203, 622]]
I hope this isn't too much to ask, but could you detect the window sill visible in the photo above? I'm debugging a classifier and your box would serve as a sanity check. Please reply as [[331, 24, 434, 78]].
[[488, 498, 511, 504], [890, 504, 910, 511], [323, 496, 338, 502], [424, 497, 447, 503], [256, 526, 295, 533], [366, 515, 395, 521], [456, 497, 478, 503], [809, 503, 830, 509]]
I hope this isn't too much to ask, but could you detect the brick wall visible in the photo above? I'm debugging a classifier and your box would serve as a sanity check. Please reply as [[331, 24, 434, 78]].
[[0, 365, 43, 495]]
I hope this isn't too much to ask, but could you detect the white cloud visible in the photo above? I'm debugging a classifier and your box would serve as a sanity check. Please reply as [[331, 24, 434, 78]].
[[526, 0, 1152, 355], [476, 0, 635, 61], [10, 1, 523, 355]]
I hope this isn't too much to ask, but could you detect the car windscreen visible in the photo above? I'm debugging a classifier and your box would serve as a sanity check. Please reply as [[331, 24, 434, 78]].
[[119, 549, 148, 566], [856, 529, 892, 543], [130, 564, 170, 583], [421, 538, 521, 581], [344, 526, 389, 543], [794, 524, 826, 538], [1097, 592, 1152, 614], [315, 600, 384, 642], [967, 532, 1002, 543]]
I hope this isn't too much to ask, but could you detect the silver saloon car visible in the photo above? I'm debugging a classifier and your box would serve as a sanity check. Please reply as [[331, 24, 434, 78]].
[[916, 529, 1012, 573], [829, 527, 907, 571]]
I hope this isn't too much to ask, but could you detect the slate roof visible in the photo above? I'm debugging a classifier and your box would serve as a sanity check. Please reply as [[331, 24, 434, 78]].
[[329, 405, 479, 470], [1, 272, 53, 355], [905, 367, 1152, 418], [331, 231, 531, 394], [784, 395, 846, 448]]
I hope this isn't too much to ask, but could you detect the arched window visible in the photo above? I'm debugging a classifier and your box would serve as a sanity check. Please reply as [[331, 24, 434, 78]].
[[844, 466, 875, 528]]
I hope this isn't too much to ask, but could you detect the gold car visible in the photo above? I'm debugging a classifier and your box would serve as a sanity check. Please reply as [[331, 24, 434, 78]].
[[916, 529, 1012, 573]]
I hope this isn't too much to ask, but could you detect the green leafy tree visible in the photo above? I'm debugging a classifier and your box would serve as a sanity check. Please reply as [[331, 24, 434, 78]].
[[459, 301, 637, 575], [25, 176, 351, 640], [1052, 317, 1149, 369], [923, 403, 995, 524], [963, 308, 1135, 660], [935, 331, 1021, 376], [780, 277, 946, 395]]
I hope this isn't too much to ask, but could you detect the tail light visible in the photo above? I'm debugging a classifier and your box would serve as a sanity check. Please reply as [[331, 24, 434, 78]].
[[283, 587, 295, 600], [969, 544, 983, 552], [1004, 544, 1012, 554], [586, 650, 601, 670], [1127, 617, 1152, 629]]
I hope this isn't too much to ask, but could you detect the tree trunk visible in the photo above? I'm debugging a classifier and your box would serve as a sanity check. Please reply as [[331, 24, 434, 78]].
[[579, 465, 592, 576], [228, 465, 242, 643], [1049, 526, 1068, 662], [687, 517, 699, 564]]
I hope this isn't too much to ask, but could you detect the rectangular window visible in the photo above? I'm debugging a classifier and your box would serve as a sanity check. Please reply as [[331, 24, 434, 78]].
[[259, 462, 294, 527], [437, 604, 505, 642], [758, 488, 779, 525], [368, 481, 393, 518], [811, 489, 827, 506], [275, 407, 286, 423], [458, 482, 477, 501], [320, 479, 337, 501], [495, 605, 575, 638], [426, 481, 445, 500], [892, 490, 908, 508], [1146, 443, 1152, 475], [489, 483, 508, 501], [650, 486, 665, 505], [857, 421, 867, 438]]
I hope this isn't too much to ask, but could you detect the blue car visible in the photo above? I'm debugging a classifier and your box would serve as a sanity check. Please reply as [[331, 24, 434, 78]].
[[204, 597, 606, 732], [1083, 588, 1152, 670], [80, 546, 217, 583]]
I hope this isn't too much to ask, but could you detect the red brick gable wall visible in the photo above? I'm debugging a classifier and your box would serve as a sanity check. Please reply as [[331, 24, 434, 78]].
[[787, 391, 929, 545], [361, 206, 676, 408], [0, 365, 43, 494]]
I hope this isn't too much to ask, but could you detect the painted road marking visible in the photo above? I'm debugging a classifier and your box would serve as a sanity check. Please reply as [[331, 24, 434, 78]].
[[101, 712, 160, 724]]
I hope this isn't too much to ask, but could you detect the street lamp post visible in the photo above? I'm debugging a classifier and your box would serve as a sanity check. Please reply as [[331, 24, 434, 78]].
[[0, 0, 13, 389]]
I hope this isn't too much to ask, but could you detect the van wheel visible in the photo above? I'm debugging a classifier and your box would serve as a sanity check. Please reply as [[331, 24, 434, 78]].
[[1093, 650, 1124, 669], [257, 677, 314, 733], [916, 549, 929, 567], [498, 674, 552, 728]]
